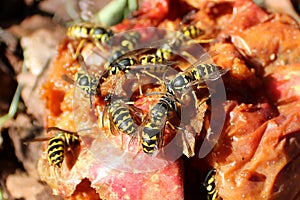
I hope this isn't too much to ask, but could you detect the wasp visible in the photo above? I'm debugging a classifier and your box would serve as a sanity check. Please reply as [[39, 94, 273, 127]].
[[171, 25, 205, 50], [101, 95, 144, 151], [104, 95, 142, 136], [112, 47, 177, 74], [103, 47, 150, 79], [166, 53, 228, 96], [62, 55, 100, 108], [105, 57, 176, 99], [28, 127, 80, 168], [100, 46, 176, 99], [46, 127, 80, 168], [107, 30, 141, 63], [67, 23, 114, 58], [181, 25, 204, 40], [203, 169, 220, 200], [139, 45, 173, 65], [102, 47, 176, 88], [140, 92, 179, 154], [67, 23, 114, 44], [175, 9, 211, 46]]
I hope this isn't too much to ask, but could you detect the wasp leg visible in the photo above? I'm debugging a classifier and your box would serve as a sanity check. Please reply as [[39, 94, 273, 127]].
[[75, 39, 87, 59], [192, 90, 209, 109], [186, 38, 215, 45], [140, 70, 163, 83], [93, 39, 108, 54], [135, 73, 143, 96], [68, 39, 88, 60], [181, 50, 197, 63]]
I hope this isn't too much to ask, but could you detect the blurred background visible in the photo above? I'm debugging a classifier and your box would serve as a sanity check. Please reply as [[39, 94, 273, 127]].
[[0, 0, 299, 199]]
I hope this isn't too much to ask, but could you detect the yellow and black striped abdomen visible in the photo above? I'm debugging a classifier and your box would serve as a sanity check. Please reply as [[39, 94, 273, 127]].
[[155, 47, 172, 63], [67, 24, 92, 39], [47, 134, 66, 168], [169, 63, 227, 94], [109, 100, 138, 135], [141, 101, 170, 154], [181, 25, 204, 39], [192, 63, 220, 81], [108, 57, 137, 76], [139, 54, 157, 65], [141, 122, 161, 154], [45, 127, 80, 168], [204, 169, 219, 200]]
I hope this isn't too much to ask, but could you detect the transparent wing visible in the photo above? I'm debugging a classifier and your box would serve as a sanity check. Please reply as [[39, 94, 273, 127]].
[[78, 0, 104, 21], [185, 68, 229, 88], [107, 47, 153, 64], [129, 62, 177, 75], [180, 127, 196, 158], [106, 30, 144, 62], [73, 67, 97, 136], [183, 51, 215, 72], [64, 0, 111, 22], [179, 50, 229, 87]]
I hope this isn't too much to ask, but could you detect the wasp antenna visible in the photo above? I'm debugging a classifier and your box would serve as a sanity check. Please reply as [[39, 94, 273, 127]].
[[47, 127, 77, 135], [140, 70, 163, 83], [61, 74, 74, 84], [91, 48, 108, 60], [77, 54, 89, 72], [23, 137, 51, 143]]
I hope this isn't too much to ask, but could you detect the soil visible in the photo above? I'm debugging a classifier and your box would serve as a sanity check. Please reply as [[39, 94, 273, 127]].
[[0, 0, 69, 199]]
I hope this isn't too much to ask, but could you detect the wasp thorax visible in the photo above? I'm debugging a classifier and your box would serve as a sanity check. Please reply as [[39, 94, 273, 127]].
[[171, 75, 188, 90]]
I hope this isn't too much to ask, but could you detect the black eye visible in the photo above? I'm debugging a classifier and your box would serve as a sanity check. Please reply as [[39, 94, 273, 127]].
[[79, 76, 89, 86], [93, 28, 105, 35]]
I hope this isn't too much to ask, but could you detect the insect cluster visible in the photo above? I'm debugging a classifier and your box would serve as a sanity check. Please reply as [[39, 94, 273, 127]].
[[43, 21, 228, 164], [39, 20, 227, 199]]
